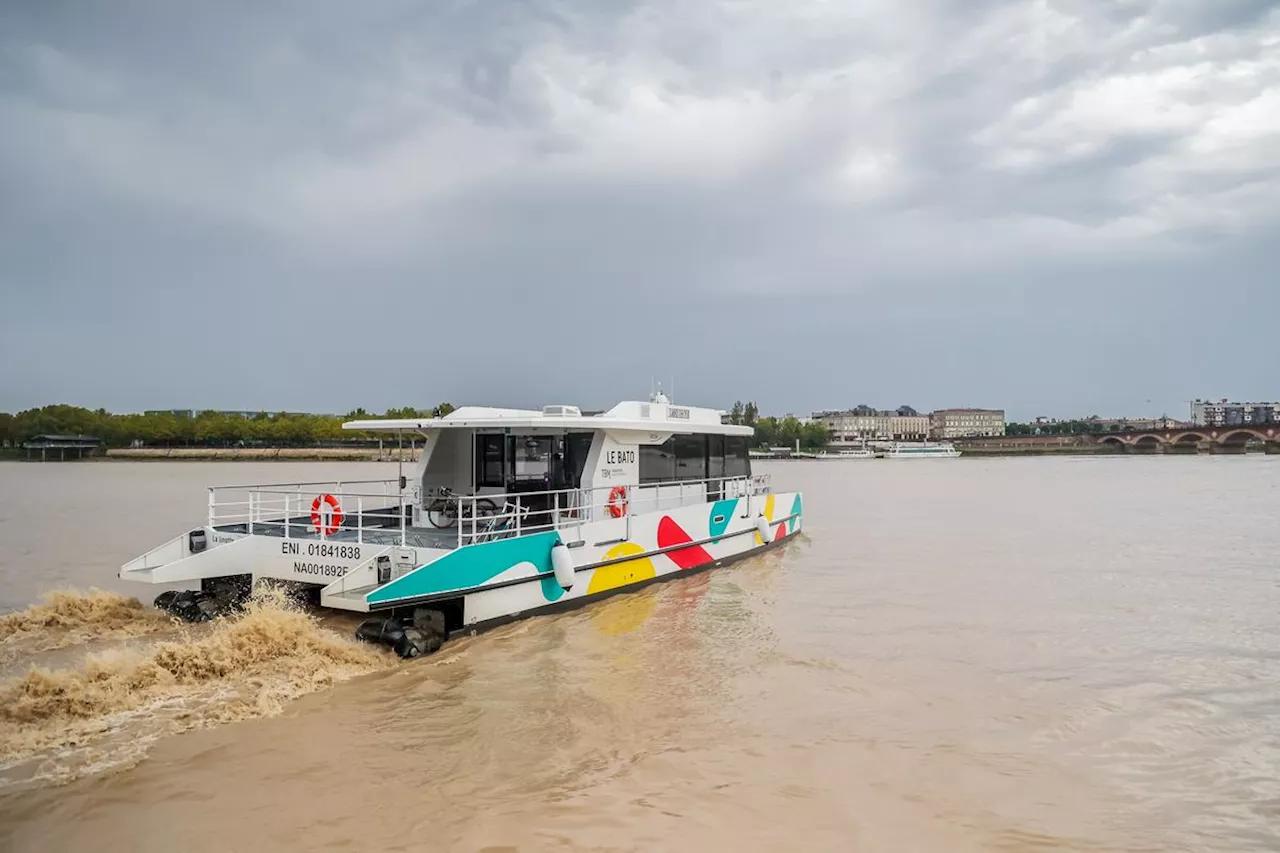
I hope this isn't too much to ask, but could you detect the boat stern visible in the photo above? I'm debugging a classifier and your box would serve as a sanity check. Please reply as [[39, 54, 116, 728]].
[[119, 527, 247, 582]]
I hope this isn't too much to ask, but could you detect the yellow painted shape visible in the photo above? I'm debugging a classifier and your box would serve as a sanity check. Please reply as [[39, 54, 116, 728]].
[[756, 493, 778, 544], [587, 541, 657, 595]]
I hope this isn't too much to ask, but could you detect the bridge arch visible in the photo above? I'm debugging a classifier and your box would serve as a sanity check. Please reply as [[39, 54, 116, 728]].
[[1166, 432, 1209, 453], [1217, 428, 1268, 445], [1131, 435, 1163, 452]]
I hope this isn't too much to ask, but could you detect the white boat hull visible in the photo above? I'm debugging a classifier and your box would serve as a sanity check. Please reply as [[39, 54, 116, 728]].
[[121, 491, 804, 632]]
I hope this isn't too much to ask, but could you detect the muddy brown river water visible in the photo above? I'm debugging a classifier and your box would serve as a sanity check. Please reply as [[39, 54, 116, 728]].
[[0, 457, 1277, 852]]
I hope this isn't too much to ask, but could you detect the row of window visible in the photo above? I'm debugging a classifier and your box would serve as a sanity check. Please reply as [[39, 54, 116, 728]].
[[473, 433, 751, 488], [639, 435, 750, 484]]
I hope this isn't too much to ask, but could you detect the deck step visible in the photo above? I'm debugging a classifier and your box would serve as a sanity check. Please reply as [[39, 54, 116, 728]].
[[319, 584, 379, 613]]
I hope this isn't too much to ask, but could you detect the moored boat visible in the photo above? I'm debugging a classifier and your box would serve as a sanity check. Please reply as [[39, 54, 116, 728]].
[[820, 442, 874, 459], [879, 441, 961, 458], [120, 393, 804, 657]]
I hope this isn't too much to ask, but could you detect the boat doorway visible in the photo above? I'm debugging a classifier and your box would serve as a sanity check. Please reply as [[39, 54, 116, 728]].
[[706, 434, 725, 502], [470, 430, 596, 528]]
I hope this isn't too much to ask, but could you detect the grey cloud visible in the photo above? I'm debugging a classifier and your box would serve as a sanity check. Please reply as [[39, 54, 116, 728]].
[[1, 0, 1277, 420], [1155, 0, 1280, 36]]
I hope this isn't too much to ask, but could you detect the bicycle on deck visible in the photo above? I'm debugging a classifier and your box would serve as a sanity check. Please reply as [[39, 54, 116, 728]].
[[424, 486, 500, 529]]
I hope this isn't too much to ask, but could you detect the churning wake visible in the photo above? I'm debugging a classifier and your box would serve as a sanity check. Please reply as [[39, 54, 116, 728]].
[[0, 589, 172, 660], [0, 588, 395, 786]]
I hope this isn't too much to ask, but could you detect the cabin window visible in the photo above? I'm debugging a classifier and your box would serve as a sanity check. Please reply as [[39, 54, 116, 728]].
[[639, 439, 676, 484], [513, 436, 555, 485], [474, 434, 505, 487], [724, 436, 750, 477], [674, 435, 707, 481]]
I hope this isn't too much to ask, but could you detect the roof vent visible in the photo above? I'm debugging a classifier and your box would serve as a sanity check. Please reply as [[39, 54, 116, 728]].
[[542, 405, 581, 417]]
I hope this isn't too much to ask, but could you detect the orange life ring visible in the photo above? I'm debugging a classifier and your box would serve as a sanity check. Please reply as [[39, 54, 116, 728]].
[[310, 493, 343, 535], [606, 485, 628, 518]]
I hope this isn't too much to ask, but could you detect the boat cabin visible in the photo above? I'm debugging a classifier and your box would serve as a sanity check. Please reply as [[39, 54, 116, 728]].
[[343, 399, 756, 537]]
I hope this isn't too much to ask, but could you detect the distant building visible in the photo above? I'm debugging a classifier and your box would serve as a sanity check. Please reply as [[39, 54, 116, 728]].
[[1025, 415, 1187, 435], [1089, 416, 1183, 431], [930, 408, 1006, 439], [1190, 399, 1280, 427], [812, 406, 931, 442]]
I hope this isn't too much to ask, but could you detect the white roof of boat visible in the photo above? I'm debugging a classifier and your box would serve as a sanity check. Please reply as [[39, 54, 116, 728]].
[[343, 401, 754, 436]]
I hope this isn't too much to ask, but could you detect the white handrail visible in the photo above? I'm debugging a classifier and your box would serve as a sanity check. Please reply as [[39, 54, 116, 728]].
[[202, 473, 770, 550], [211, 477, 398, 490]]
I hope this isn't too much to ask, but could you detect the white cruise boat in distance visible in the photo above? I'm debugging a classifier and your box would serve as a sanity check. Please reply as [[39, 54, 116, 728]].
[[119, 394, 803, 657], [818, 448, 874, 459], [821, 441, 873, 459], [880, 441, 961, 459]]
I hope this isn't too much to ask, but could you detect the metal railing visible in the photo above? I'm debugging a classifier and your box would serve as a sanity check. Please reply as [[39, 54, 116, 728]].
[[427, 473, 771, 548], [205, 473, 771, 549], [208, 479, 414, 545]]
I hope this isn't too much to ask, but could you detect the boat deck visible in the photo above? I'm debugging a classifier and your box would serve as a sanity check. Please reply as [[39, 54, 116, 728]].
[[214, 501, 556, 550], [215, 520, 463, 549], [204, 475, 771, 554]]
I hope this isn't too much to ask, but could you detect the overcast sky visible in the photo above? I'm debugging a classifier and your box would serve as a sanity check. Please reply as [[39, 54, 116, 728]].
[[1, 1, 1277, 421]]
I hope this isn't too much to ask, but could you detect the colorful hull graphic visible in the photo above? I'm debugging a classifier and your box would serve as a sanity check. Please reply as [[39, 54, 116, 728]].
[[367, 492, 803, 628]]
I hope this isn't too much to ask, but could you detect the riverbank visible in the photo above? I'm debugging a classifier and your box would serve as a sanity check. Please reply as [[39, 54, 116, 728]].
[[7, 442, 1271, 463], [952, 441, 1119, 457], [102, 447, 421, 461]]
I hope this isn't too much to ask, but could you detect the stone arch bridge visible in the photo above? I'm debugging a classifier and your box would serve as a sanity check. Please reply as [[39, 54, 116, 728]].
[[1098, 425, 1279, 453]]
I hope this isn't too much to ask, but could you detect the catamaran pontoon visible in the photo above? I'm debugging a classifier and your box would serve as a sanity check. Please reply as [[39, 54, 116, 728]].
[[119, 394, 804, 657]]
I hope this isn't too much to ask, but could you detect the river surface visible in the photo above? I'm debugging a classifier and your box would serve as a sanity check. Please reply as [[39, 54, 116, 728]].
[[0, 457, 1277, 852]]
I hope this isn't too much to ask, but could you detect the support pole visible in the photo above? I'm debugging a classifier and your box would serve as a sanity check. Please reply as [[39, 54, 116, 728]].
[[398, 429, 406, 545]]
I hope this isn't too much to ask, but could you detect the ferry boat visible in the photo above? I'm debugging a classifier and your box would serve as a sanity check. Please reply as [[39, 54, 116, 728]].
[[119, 394, 803, 657], [879, 441, 961, 459], [820, 443, 874, 459]]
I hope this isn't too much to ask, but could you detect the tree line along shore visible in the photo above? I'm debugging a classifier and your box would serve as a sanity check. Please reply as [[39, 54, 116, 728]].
[[0, 404, 456, 451], [2, 401, 836, 454], [3, 402, 1220, 461]]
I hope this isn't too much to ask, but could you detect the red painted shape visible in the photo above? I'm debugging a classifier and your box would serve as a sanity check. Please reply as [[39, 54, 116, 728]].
[[775, 521, 788, 539], [657, 515, 715, 570]]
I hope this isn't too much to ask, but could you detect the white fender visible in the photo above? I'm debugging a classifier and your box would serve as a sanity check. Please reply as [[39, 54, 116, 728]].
[[755, 515, 773, 545], [551, 541, 575, 590]]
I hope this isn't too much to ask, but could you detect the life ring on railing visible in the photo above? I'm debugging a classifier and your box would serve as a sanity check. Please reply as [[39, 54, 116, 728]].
[[606, 485, 628, 518], [310, 493, 343, 535]]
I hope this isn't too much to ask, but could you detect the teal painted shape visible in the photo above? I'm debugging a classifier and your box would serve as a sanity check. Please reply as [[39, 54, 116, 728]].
[[791, 493, 803, 531], [367, 530, 562, 604], [540, 573, 566, 603], [708, 499, 739, 538]]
